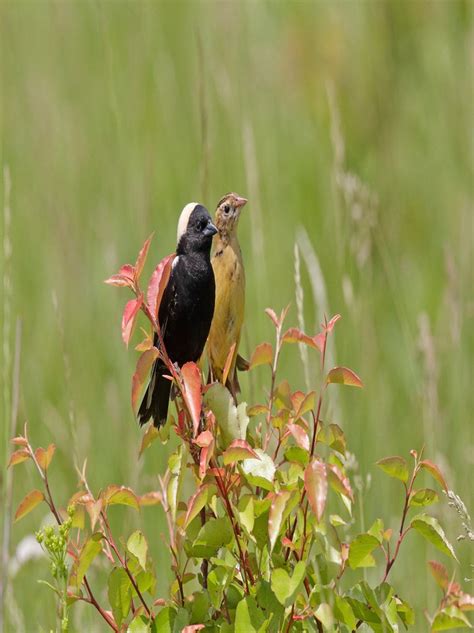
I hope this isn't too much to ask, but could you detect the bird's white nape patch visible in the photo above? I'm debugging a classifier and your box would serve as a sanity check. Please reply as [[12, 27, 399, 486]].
[[172, 255, 179, 269], [177, 202, 199, 242]]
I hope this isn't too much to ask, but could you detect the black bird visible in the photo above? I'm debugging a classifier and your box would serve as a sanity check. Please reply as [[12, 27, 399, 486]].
[[138, 203, 218, 427]]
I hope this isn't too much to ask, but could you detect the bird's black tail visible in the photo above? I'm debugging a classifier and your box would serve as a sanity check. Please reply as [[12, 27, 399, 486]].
[[137, 360, 171, 428]]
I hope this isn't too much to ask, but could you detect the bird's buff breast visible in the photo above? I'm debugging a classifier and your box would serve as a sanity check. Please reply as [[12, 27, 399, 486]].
[[209, 243, 245, 372]]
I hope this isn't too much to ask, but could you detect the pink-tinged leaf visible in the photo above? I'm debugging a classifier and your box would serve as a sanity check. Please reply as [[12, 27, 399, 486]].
[[181, 362, 203, 437], [132, 347, 160, 415], [223, 439, 260, 465], [265, 308, 279, 328], [147, 253, 175, 318], [268, 490, 291, 552], [8, 449, 30, 467], [282, 536, 296, 550], [119, 264, 135, 281], [85, 499, 103, 531], [419, 460, 448, 492], [182, 626, 205, 633], [312, 333, 325, 353], [35, 444, 56, 471], [304, 459, 328, 522], [247, 404, 268, 417], [282, 328, 320, 350], [275, 380, 292, 409], [194, 430, 213, 448], [294, 391, 315, 420], [326, 366, 363, 388], [428, 560, 450, 590], [14, 489, 45, 522], [222, 342, 236, 387], [328, 463, 354, 501], [101, 485, 139, 511], [138, 491, 162, 507], [457, 593, 474, 610], [249, 342, 273, 370], [138, 422, 160, 457], [286, 424, 310, 451], [184, 484, 212, 528], [104, 273, 134, 288], [134, 234, 154, 281], [324, 314, 341, 334], [199, 440, 214, 479], [11, 436, 28, 446], [122, 298, 143, 347]]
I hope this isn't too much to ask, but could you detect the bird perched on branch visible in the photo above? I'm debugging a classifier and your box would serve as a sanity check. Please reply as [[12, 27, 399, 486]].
[[207, 192, 248, 399], [138, 203, 217, 427]]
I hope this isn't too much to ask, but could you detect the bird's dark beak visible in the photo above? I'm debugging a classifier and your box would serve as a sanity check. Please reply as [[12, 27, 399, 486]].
[[234, 196, 248, 209], [204, 220, 218, 237]]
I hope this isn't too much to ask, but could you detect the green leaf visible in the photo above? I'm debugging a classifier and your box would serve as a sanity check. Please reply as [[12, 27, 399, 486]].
[[431, 606, 472, 630], [241, 449, 276, 491], [304, 459, 327, 522], [376, 456, 409, 483], [127, 614, 150, 632], [108, 567, 131, 627], [410, 514, 458, 561], [368, 518, 385, 543], [348, 534, 380, 569], [395, 596, 415, 627], [235, 596, 267, 633], [102, 485, 139, 511], [191, 516, 233, 558], [326, 366, 363, 388], [315, 603, 334, 629], [409, 488, 439, 507], [155, 606, 177, 633], [204, 383, 249, 447], [268, 490, 291, 552], [14, 489, 44, 522], [334, 595, 357, 630], [271, 561, 306, 607], [284, 446, 309, 466], [238, 495, 255, 534], [127, 530, 148, 571], [70, 533, 103, 588]]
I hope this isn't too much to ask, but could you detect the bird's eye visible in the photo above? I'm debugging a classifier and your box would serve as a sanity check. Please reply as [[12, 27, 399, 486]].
[[199, 219, 206, 231], [223, 204, 231, 215]]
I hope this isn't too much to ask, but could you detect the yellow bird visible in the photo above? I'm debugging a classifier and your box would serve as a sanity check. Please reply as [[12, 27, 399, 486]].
[[207, 192, 248, 398]]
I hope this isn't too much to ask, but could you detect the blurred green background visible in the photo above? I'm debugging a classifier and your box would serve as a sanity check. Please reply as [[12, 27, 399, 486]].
[[1, 1, 472, 630]]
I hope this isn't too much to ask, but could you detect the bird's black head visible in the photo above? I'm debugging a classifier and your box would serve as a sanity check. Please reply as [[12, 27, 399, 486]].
[[176, 203, 218, 255]]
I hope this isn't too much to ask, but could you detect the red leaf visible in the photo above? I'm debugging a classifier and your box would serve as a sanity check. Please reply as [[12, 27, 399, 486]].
[[11, 436, 28, 447], [104, 273, 134, 288], [134, 234, 154, 281], [249, 342, 273, 370], [324, 314, 341, 333], [194, 430, 213, 448], [265, 308, 280, 327], [326, 366, 363, 388], [304, 459, 327, 522], [327, 463, 354, 501], [428, 560, 450, 590], [182, 626, 205, 633], [35, 444, 56, 471], [122, 298, 143, 347], [181, 362, 202, 437], [286, 424, 310, 451], [8, 449, 30, 467], [419, 460, 448, 492], [147, 253, 175, 318], [223, 439, 260, 464], [282, 327, 320, 351], [131, 347, 160, 414], [138, 491, 162, 507], [312, 333, 325, 353], [119, 264, 135, 281], [14, 489, 45, 522], [199, 441, 214, 479]]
